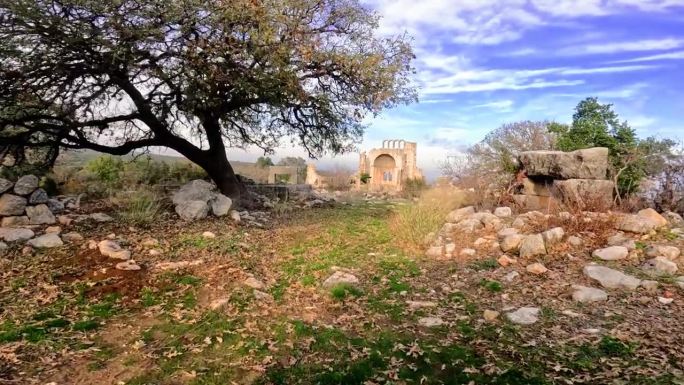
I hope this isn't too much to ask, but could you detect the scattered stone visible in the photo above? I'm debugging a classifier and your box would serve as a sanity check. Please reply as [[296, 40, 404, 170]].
[[606, 232, 636, 249], [0, 178, 13, 194], [658, 297, 674, 305], [253, 290, 274, 302], [542, 227, 565, 246], [526, 262, 548, 275], [0, 227, 35, 242], [642, 256, 678, 276], [446, 206, 475, 223], [497, 228, 519, 239], [27, 233, 64, 249], [572, 285, 608, 303], [230, 210, 241, 223], [494, 207, 512, 218], [322, 271, 359, 288], [500, 234, 524, 253], [511, 217, 526, 229], [592, 246, 628, 261], [243, 277, 266, 290], [406, 301, 438, 310], [1, 216, 29, 227], [426, 246, 442, 258], [202, 231, 216, 239], [663, 211, 684, 226], [61, 232, 84, 243], [583, 265, 641, 291], [483, 310, 500, 322], [567, 236, 583, 247], [444, 243, 456, 256], [57, 215, 73, 226], [640, 280, 659, 292], [209, 298, 230, 310], [154, 259, 204, 271], [13, 175, 39, 195], [46, 199, 65, 214], [459, 248, 476, 257], [675, 276, 684, 290], [87, 240, 98, 250], [98, 240, 131, 260], [0, 241, 7, 253], [141, 238, 159, 247], [28, 188, 48, 204], [45, 226, 61, 234], [519, 234, 546, 258], [25, 204, 56, 225], [0, 194, 27, 216], [617, 209, 668, 234], [506, 307, 540, 325], [504, 271, 520, 282], [455, 218, 484, 233], [90, 213, 114, 223], [149, 249, 161, 256], [175, 200, 210, 221], [558, 212, 572, 221], [498, 255, 517, 267], [210, 194, 232, 217], [645, 245, 680, 260], [116, 260, 141, 271], [418, 317, 444, 327]]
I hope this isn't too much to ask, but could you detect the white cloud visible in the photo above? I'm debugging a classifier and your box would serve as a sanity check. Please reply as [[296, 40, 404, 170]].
[[614, 50, 684, 62], [559, 38, 683, 55], [473, 100, 515, 112]]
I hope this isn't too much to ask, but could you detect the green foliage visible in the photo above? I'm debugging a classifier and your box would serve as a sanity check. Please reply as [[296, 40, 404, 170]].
[[359, 172, 371, 184], [86, 155, 123, 187], [277, 156, 308, 180], [256, 156, 274, 168], [117, 191, 165, 227], [330, 284, 364, 300], [479, 279, 502, 292]]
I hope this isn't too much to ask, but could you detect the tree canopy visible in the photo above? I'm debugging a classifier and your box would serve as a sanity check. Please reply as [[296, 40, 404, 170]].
[[0, 0, 415, 199]]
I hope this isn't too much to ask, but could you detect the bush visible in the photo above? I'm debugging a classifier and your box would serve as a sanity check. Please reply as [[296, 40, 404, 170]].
[[86, 155, 123, 188], [115, 191, 166, 227]]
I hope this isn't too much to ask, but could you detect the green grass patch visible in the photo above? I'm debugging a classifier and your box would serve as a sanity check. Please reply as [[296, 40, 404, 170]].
[[479, 279, 503, 292], [469, 258, 499, 271], [330, 284, 364, 300]]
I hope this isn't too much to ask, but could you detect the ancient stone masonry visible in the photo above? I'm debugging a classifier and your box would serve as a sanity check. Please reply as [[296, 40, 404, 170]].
[[514, 147, 615, 210], [0, 175, 58, 227], [357, 139, 423, 192]]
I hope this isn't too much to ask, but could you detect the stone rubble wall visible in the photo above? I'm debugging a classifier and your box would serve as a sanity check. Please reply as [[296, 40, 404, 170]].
[[0, 175, 61, 227]]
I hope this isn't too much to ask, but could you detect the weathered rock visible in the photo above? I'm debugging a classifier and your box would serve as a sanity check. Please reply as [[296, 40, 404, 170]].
[[493, 207, 512, 218], [418, 317, 444, 327], [676, 276, 684, 290], [497, 228, 519, 239], [658, 297, 674, 305], [645, 245, 680, 260], [526, 262, 548, 275], [504, 271, 520, 282], [322, 271, 359, 288], [230, 210, 241, 223], [1, 216, 29, 227], [444, 243, 456, 255], [253, 289, 274, 302], [13, 175, 39, 195], [583, 265, 641, 290], [25, 204, 56, 225], [567, 236, 583, 247], [0, 241, 7, 254], [506, 307, 540, 325], [172, 180, 217, 206], [175, 200, 210, 221], [28, 188, 48, 204], [27, 233, 64, 249], [498, 255, 517, 267], [446, 206, 475, 223], [572, 285, 608, 303], [154, 259, 204, 271], [640, 280, 659, 292], [483, 310, 500, 322], [46, 199, 65, 214], [518, 147, 609, 180], [519, 234, 546, 257], [617, 209, 668, 233], [455, 218, 484, 233], [553, 179, 615, 209], [90, 212, 114, 222], [116, 260, 141, 271], [663, 211, 684, 226], [606, 232, 636, 249], [592, 246, 629, 261], [642, 256, 678, 276], [406, 300, 438, 310], [473, 212, 503, 229], [426, 246, 443, 258], [202, 231, 216, 239], [0, 178, 13, 194], [0, 227, 35, 242], [511, 217, 527, 229], [0, 194, 27, 216], [61, 232, 84, 243], [459, 248, 476, 257], [98, 240, 131, 260], [57, 215, 73, 226], [542, 227, 565, 247], [244, 277, 266, 290], [210, 194, 232, 217]]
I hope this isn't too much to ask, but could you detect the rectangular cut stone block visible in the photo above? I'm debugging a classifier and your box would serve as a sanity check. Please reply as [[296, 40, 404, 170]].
[[553, 179, 614, 209], [518, 147, 609, 180]]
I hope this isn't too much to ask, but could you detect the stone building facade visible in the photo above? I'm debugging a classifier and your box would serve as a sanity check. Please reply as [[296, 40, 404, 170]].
[[357, 139, 423, 191]]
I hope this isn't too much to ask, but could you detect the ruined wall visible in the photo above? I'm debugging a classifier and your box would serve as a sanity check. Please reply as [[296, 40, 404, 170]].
[[358, 139, 423, 191]]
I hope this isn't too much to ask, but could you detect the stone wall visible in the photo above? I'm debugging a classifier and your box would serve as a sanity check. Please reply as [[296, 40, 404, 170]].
[[514, 147, 615, 210], [0, 175, 61, 227]]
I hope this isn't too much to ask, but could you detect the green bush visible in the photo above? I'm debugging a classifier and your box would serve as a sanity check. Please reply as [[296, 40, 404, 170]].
[[86, 155, 123, 187], [116, 191, 165, 227]]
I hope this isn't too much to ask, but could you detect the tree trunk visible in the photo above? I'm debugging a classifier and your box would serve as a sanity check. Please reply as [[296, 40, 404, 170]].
[[202, 153, 243, 201]]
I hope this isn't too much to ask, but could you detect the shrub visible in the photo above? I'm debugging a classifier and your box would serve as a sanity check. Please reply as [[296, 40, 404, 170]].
[[115, 191, 166, 227], [86, 155, 123, 188]]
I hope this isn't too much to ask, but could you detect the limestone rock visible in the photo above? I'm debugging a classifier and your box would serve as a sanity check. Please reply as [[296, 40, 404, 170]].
[[202, 231, 216, 239], [444, 243, 456, 255], [0, 227, 34, 242], [640, 280, 659, 292], [230, 210, 241, 223], [446, 206, 475, 223], [676, 276, 684, 290], [459, 248, 476, 257], [46, 199, 65, 214], [658, 297, 674, 305], [426, 246, 442, 258], [497, 228, 519, 239], [418, 317, 444, 327], [607, 233, 636, 249], [98, 240, 131, 260], [483, 310, 500, 322], [583, 265, 641, 290], [116, 260, 141, 271], [592, 246, 628, 261], [511, 217, 526, 229], [572, 285, 608, 303], [567, 236, 583, 247], [504, 271, 520, 282], [0, 194, 27, 216], [521, 177, 552, 196], [90, 213, 114, 223], [322, 271, 359, 288], [243, 277, 265, 290], [25, 204, 56, 225], [1, 216, 29, 227], [57, 215, 73, 226], [518, 147, 609, 179], [617, 209, 668, 234], [172, 180, 216, 206], [645, 245, 680, 260], [406, 301, 438, 310], [526, 262, 548, 275], [642, 256, 678, 276], [542, 227, 565, 247], [210, 194, 232, 217], [494, 207, 512, 218], [506, 307, 540, 325], [553, 179, 615, 209], [455, 218, 483, 233], [0, 178, 13, 194], [253, 289, 274, 302], [663, 211, 684, 226], [27, 233, 64, 249], [61, 232, 84, 243], [498, 255, 517, 267], [175, 200, 210, 221], [13, 175, 39, 195], [519, 234, 546, 257], [28, 188, 48, 204]]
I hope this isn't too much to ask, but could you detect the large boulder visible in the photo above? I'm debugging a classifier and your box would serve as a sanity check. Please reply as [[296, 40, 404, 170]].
[[175, 200, 210, 221], [616, 208, 668, 233], [210, 194, 232, 217], [26, 204, 56, 225], [0, 194, 27, 216], [518, 147, 609, 180], [13, 175, 39, 195], [553, 179, 614, 209], [171, 180, 217, 206]]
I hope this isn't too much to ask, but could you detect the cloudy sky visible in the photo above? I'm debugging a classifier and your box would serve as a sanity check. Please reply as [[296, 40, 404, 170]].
[[230, 0, 684, 179]]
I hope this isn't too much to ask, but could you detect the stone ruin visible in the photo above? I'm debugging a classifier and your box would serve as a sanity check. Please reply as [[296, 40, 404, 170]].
[[0, 175, 61, 228], [513, 147, 615, 210], [357, 139, 423, 192]]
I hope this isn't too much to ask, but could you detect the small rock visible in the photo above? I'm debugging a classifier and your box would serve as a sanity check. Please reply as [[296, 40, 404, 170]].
[[28, 188, 48, 204], [459, 248, 476, 257], [61, 232, 84, 243], [542, 227, 565, 246], [141, 238, 159, 247], [418, 317, 444, 327], [444, 243, 456, 255], [202, 231, 216, 239], [506, 307, 540, 325], [511, 217, 526, 229], [253, 289, 274, 302], [426, 246, 443, 258], [500, 234, 524, 253], [0, 178, 13, 194], [642, 256, 678, 276], [26, 204, 56, 225], [57, 215, 73, 226], [497, 227, 519, 239], [526, 262, 548, 275], [498, 255, 517, 267], [176, 200, 210, 221], [455, 218, 484, 233], [322, 271, 359, 288], [658, 297, 674, 305], [230, 210, 241, 223], [87, 240, 98, 250], [90, 212, 114, 223], [45, 226, 61, 234], [675, 276, 684, 290], [98, 240, 131, 260], [494, 207, 512, 218], [583, 265, 641, 291], [663, 211, 684, 226], [244, 277, 265, 290], [406, 300, 438, 310], [0, 227, 35, 242], [13, 175, 39, 195], [640, 280, 659, 292], [645, 245, 680, 260], [46, 199, 65, 214], [519, 234, 546, 257], [209, 298, 230, 310], [592, 246, 628, 261], [210, 194, 232, 217], [504, 271, 520, 282], [567, 236, 583, 247], [149, 249, 161, 256], [0, 194, 28, 216], [1, 216, 29, 227], [483, 309, 500, 322], [27, 233, 64, 249], [572, 285, 608, 303], [116, 260, 141, 271], [446, 206, 475, 223]]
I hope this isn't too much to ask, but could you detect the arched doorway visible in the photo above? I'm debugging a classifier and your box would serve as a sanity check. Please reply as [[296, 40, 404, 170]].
[[373, 154, 396, 186]]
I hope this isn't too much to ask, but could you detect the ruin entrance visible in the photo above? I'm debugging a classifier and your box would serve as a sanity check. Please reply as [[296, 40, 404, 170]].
[[373, 154, 396, 186]]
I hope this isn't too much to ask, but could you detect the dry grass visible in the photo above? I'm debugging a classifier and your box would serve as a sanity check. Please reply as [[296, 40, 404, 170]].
[[390, 186, 466, 253]]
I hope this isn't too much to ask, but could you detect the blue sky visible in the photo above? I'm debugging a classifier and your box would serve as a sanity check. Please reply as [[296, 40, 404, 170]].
[[230, 0, 684, 179]]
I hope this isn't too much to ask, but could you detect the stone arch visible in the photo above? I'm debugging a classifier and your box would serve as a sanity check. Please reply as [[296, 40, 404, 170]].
[[373, 154, 396, 184]]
